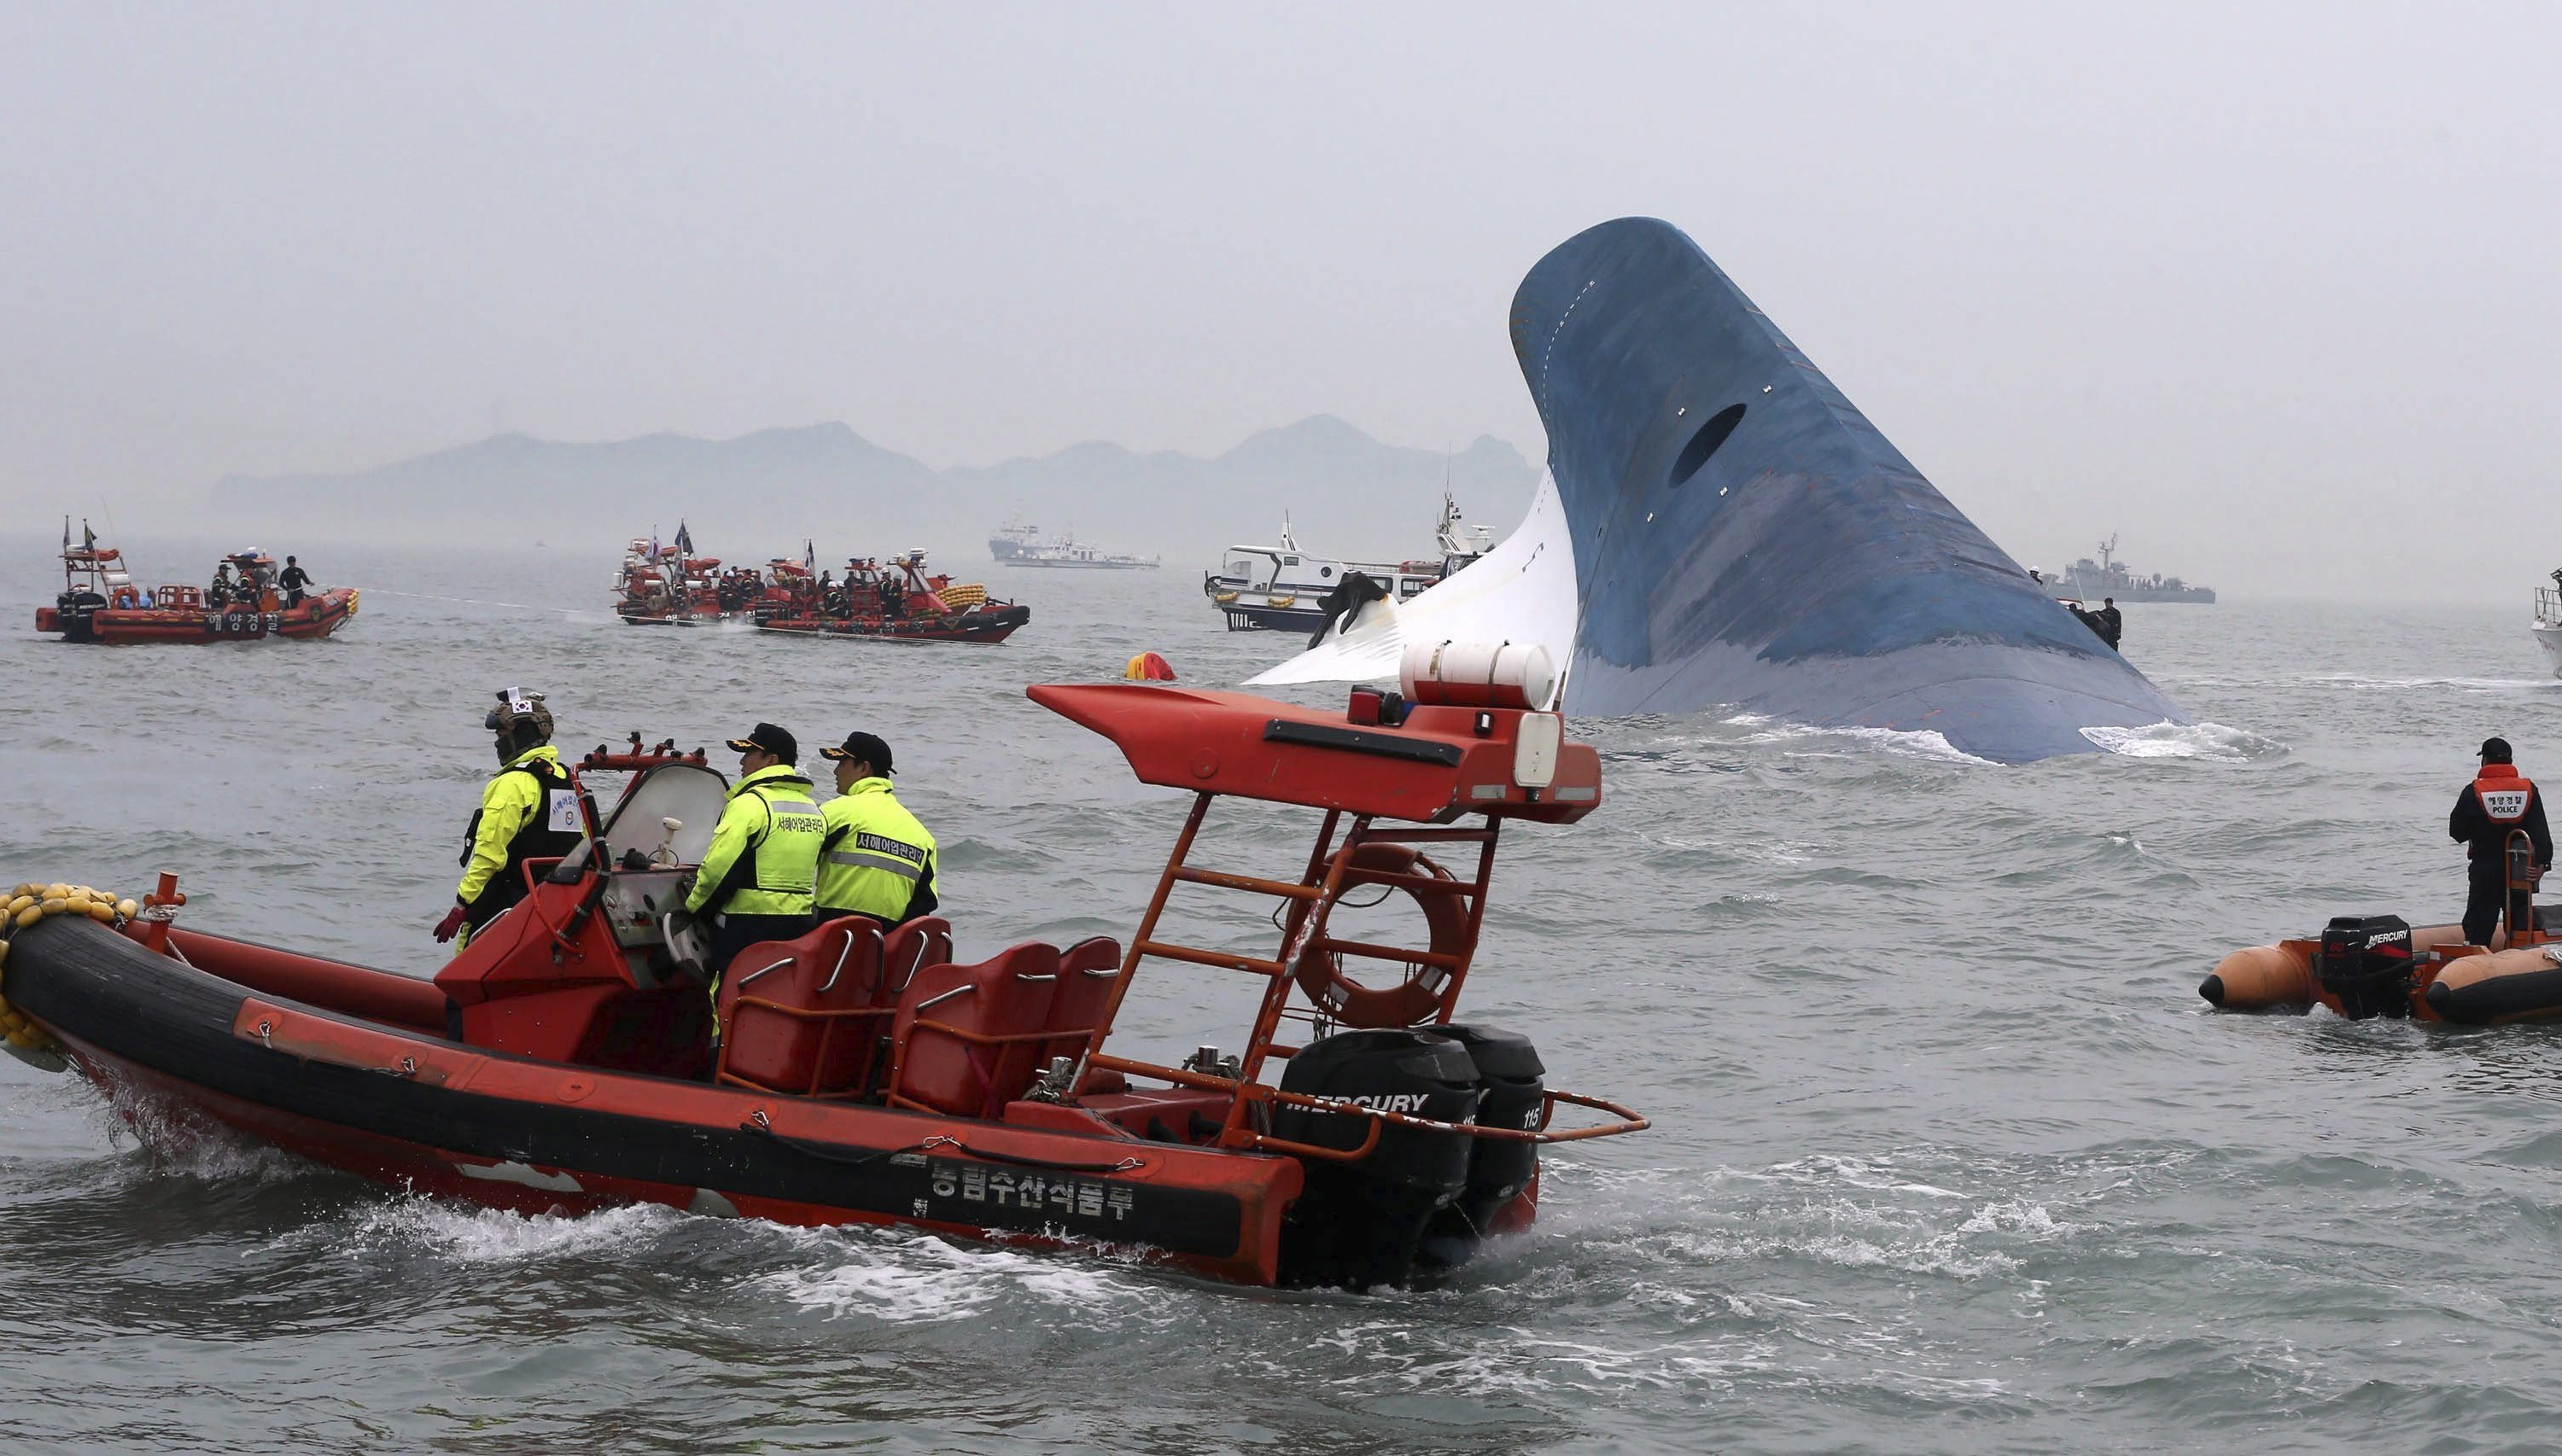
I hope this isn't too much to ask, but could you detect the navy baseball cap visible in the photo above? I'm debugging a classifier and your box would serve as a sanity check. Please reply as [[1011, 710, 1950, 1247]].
[[728, 722, 797, 761], [821, 731, 895, 774]]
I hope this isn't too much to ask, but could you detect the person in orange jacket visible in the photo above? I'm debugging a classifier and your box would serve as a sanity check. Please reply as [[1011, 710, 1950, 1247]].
[[2450, 737, 2553, 945]]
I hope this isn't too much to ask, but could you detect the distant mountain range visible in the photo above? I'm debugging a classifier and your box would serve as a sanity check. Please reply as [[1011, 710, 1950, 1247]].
[[210, 416, 1538, 564]]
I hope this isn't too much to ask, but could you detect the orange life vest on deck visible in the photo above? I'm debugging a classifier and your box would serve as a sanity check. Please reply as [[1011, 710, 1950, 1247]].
[[2474, 764, 2536, 823]]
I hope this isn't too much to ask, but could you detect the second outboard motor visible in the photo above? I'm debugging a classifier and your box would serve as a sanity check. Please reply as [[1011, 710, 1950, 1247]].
[[2315, 913, 2413, 1019], [1415, 1023, 1545, 1273], [54, 589, 104, 644], [1274, 1028, 1480, 1289]]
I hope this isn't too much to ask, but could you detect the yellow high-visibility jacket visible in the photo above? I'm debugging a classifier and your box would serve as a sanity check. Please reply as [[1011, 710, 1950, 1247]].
[[816, 778, 938, 923], [687, 765, 824, 917]]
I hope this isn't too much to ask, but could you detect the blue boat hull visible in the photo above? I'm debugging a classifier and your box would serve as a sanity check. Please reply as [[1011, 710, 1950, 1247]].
[[1511, 218, 2186, 763]]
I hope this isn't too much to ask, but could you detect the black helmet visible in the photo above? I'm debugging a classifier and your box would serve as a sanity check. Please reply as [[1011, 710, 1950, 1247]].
[[486, 688, 555, 759]]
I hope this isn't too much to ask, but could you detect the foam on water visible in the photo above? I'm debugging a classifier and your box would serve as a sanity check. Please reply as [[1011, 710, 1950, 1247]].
[[2080, 719, 2284, 760], [337, 1197, 692, 1265], [761, 1227, 1154, 1325], [1714, 713, 1994, 764]]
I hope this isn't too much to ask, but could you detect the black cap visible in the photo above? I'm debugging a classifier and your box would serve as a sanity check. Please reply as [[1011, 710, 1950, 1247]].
[[821, 730, 895, 774], [2481, 737, 2513, 763], [727, 722, 797, 762]]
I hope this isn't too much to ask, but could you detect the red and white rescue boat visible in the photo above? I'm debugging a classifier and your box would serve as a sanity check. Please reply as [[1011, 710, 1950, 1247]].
[[0, 646, 1642, 1287], [33, 527, 357, 644], [754, 550, 1030, 645]]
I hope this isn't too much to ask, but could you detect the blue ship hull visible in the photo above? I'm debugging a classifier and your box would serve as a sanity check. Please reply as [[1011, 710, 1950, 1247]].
[[1514, 218, 2186, 763]]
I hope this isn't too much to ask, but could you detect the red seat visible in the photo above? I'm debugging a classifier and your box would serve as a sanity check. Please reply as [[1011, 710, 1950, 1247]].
[[856, 917, 955, 1100], [714, 917, 887, 1097], [880, 917, 954, 1001], [887, 941, 1060, 1119], [1034, 936, 1123, 1088]]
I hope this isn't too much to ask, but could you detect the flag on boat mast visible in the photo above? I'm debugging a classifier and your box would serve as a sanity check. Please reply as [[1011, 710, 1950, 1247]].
[[82, 520, 96, 553], [803, 539, 816, 574], [674, 521, 694, 557]]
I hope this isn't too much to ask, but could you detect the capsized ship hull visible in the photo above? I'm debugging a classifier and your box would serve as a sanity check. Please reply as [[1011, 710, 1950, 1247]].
[[1256, 218, 2186, 764], [1516, 218, 2185, 762]]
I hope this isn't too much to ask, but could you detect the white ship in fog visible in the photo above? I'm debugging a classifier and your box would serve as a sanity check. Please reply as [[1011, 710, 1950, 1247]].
[[2535, 570, 2562, 678], [989, 515, 1158, 569], [1204, 492, 1492, 633]]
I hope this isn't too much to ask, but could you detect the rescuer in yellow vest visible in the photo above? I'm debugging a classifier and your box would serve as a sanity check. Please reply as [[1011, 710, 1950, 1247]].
[[434, 689, 586, 950], [816, 730, 940, 928], [683, 721, 825, 981]]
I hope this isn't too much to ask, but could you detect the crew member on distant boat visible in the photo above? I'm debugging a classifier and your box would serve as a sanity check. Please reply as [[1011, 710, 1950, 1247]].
[[815, 731, 939, 929], [2452, 737, 2553, 946], [434, 690, 583, 948], [207, 561, 236, 609], [2097, 597, 2122, 649], [683, 722, 824, 983], [278, 556, 311, 609]]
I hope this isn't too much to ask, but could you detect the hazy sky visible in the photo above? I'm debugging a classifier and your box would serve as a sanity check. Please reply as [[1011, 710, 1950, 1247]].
[[3, 3, 2555, 596]]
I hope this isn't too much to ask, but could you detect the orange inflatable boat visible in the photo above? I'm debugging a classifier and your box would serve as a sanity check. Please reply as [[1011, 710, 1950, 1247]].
[[2203, 906, 2562, 1024]]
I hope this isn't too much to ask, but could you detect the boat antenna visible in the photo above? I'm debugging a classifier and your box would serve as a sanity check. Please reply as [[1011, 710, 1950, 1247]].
[[1280, 512, 1298, 552]]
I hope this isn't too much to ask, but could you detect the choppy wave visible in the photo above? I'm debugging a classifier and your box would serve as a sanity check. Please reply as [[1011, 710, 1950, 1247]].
[[1715, 713, 1993, 765], [2081, 719, 2285, 760], [2302, 671, 2562, 692], [762, 1227, 1158, 1324]]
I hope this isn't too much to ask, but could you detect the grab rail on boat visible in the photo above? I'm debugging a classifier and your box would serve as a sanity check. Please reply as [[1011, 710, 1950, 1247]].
[[1083, 1051, 1649, 1163]]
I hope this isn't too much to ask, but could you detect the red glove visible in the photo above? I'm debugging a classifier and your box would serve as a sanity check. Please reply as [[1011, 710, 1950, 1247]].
[[433, 903, 470, 943]]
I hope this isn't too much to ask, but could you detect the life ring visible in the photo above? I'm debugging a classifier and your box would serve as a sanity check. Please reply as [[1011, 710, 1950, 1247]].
[[1292, 842, 1472, 1028]]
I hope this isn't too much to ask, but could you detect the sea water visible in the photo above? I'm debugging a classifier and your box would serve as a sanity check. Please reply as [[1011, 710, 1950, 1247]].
[[3, 534, 2556, 1453]]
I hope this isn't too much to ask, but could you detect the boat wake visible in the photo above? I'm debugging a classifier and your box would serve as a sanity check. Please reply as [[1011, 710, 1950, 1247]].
[[762, 1227, 1158, 1325], [333, 1196, 689, 1266]]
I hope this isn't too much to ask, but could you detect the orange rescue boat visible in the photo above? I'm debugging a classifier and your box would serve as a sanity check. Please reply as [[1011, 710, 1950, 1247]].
[[2203, 849, 2562, 1023]]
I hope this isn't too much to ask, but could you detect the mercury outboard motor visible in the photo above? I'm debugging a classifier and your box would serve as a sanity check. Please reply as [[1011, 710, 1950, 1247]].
[[1274, 1028, 1481, 1289], [54, 589, 105, 644], [1415, 1023, 1545, 1273], [2315, 913, 2414, 1019]]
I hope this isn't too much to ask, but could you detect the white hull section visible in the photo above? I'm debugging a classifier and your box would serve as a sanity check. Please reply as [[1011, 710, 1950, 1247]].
[[1249, 470, 1579, 703], [2534, 623, 2562, 680]]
